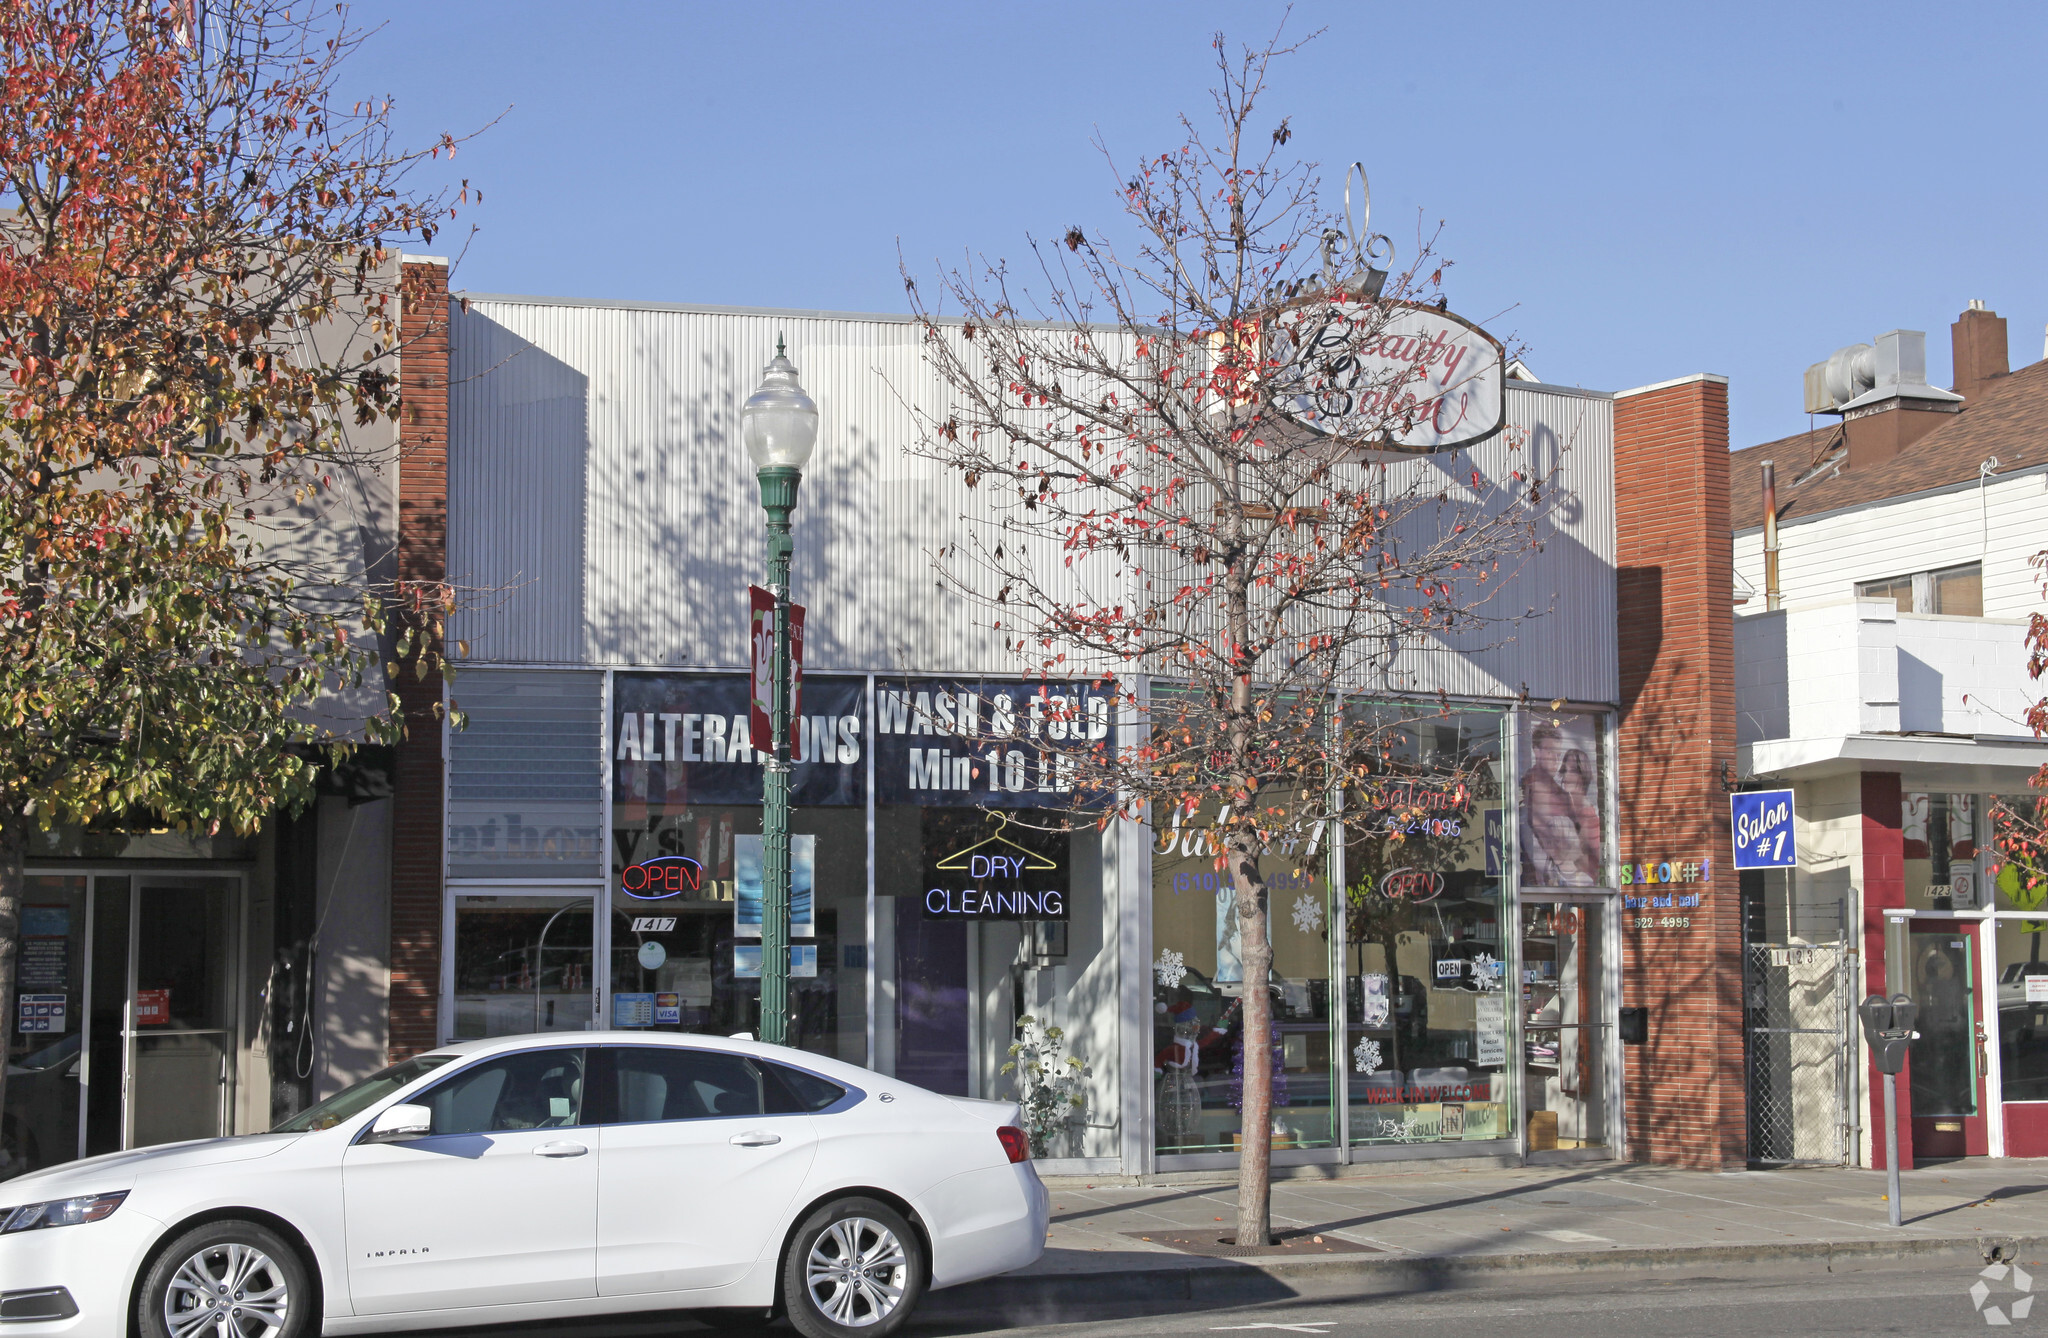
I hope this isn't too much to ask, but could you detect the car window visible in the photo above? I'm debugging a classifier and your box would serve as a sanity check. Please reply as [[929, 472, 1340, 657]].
[[273, 1054, 457, 1132], [765, 1062, 847, 1113], [413, 1049, 585, 1135], [598, 1048, 831, 1123]]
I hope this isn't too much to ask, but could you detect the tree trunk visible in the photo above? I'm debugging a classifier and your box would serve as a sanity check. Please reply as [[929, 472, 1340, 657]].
[[1232, 841, 1274, 1247], [0, 812, 21, 1173]]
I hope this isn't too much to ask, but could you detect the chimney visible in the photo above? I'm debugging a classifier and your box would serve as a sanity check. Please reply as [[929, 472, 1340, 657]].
[[1804, 329, 1963, 473], [1951, 300, 2009, 403]]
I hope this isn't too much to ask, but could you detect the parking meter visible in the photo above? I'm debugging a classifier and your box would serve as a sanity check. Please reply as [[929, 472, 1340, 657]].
[[1859, 992, 1917, 1225], [1859, 994, 1911, 1075]]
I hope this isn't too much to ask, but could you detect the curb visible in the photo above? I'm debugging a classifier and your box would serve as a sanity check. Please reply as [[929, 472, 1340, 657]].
[[927, 1232, 2048, 1318]]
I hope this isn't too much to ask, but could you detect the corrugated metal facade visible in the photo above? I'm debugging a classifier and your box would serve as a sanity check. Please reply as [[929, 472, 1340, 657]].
[[449, 295, 1619, 705]]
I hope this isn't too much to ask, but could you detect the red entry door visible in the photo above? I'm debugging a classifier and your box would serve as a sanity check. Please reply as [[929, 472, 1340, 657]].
[[1907, 919, 1989, 1159]]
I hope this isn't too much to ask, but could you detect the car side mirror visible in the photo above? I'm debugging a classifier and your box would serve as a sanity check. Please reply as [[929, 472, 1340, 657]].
[[366, 1103, 432, 1143]]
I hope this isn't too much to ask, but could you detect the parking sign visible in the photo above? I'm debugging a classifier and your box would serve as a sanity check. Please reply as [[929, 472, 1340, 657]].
[[1731, 789, 1797, 869]]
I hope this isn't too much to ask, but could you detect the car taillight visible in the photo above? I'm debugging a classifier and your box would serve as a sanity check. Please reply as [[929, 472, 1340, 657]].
[[997, 1125, 1031, 1163]]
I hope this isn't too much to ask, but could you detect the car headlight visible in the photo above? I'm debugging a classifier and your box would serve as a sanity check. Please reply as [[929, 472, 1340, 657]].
[[0, 1192, 128, 1233]]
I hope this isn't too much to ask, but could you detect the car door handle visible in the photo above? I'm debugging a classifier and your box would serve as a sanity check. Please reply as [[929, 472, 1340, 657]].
[[730, 1131, 782, 1147], [533, 1141, 589, 1158]]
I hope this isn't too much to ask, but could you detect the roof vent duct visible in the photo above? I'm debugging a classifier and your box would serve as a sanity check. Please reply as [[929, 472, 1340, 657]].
[[1802, 330, 1962, 416]]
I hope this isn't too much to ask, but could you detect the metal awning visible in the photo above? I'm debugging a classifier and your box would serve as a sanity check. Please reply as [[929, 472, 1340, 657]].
[[1742, 731, 2048, 793]]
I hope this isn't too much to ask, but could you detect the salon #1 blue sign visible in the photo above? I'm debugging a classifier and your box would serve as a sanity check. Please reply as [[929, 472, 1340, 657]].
[[1731, 788, 1797, 870]]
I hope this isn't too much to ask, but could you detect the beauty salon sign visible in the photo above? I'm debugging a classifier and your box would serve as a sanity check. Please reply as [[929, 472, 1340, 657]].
[[1271, 300, 1506, 453]]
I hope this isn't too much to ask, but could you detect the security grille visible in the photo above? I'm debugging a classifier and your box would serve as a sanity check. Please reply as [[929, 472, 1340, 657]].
[[1744, 934, 1854, 1165]]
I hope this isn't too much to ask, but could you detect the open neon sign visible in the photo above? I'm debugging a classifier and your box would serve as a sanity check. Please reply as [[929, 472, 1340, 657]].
[[621, 855, 706, 900]]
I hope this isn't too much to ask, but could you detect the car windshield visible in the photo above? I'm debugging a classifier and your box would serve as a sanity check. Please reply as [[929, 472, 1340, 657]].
[[272, 1055, 458, 1133]]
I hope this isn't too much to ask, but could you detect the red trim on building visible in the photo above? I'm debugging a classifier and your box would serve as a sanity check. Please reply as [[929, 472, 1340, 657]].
[[1613, 375, 1743, 1167], [389, 260, 449, 1061], [1860, 769, 1912, 1169]]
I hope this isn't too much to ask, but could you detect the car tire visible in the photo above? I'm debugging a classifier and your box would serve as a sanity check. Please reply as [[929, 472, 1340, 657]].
[[137, 1219, 313, 1338], [781, 1197, 925, 1338]]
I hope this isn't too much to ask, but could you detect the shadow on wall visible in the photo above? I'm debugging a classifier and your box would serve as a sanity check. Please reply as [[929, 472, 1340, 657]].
[[448, 310, 591, 664], [312, 796, 392, 1098], [1615, 563, 1745, 1165]]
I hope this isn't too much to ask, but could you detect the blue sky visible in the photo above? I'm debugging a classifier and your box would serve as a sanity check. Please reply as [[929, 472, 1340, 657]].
[[345, 0, 2048, 451]]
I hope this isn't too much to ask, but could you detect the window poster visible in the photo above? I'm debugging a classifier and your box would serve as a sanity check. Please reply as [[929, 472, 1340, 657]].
[[1518, 712, 1604, 887], [733, 834, 814, 938], [612, 672, 864, 811]]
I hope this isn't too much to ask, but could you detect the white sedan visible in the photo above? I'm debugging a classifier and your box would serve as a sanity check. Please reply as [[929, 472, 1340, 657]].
[[0, 1032, 1048, 1338]]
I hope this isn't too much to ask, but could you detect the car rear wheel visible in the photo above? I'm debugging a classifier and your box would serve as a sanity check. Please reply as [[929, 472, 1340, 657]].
[[781, 1197, 924, 1338], [138, 1220, 311, 1338]]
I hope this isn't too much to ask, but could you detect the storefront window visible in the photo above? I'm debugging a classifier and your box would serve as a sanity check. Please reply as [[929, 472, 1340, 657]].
[[1153, 794, 1334, 1156], [873, 679, 1119, 1158], [1990, 795, 2048, 917], [3, 876, 87, 1179], [607, 672, 867, 1066], [1343, 704, 1510, 1146], [1905, 793, 1979, 910], [1996, 918, 2048, 1103], [451, 894, 595, 1039]]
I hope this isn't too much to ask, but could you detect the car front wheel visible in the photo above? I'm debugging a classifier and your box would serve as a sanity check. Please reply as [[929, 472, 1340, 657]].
[[781, 1197, 925, 1338], [137, 1219, 312, 1338]]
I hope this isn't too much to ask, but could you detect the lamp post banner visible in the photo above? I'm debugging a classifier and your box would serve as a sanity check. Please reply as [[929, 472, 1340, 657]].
[[1270, 299, 1506, 454], [749, 584, 804, 744], [612, 671, 862, 809], [873, 677, 1114, 810]]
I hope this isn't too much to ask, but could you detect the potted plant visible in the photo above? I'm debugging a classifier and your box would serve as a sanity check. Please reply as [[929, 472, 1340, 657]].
[[1002, 1015, 1090, 1158]]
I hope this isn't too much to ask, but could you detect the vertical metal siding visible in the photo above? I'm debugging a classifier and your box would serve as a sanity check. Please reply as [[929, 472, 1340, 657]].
[[448, 298, 1619, 704]]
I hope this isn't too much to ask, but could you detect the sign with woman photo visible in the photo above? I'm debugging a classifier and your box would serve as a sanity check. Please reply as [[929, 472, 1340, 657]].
[[1518, 714, 1604, 887]]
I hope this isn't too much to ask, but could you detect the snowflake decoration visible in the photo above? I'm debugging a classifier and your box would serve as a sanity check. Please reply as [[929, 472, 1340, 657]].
[[1153, 948, 1187, 989], [1353, 1036, 1383, 1074], [1290, 892, 1325, 936], [1470, 951, 1502, 991]]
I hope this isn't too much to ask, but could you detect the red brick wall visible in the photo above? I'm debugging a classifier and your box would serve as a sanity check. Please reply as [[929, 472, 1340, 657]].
[[390, 260, 449, 1060], [1860, 769, 1912, 1168], [1613, 374, 1742, 1167]]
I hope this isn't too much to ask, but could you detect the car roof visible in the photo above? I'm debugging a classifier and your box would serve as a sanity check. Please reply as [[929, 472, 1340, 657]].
[[418, 1031, 881, 1088]]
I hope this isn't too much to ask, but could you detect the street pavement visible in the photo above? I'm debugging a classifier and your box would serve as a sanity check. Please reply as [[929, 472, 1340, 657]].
[[921, 1256, 2037, 1336]]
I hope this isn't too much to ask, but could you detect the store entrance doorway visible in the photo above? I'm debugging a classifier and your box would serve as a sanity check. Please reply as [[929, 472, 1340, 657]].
[[1520, 898, 1613, 1160], [1907, 918, 1989, 1159], [6, 871, 244, 1181]]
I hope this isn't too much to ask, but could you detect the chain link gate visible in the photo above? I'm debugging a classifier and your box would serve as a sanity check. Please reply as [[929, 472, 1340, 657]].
[[1744, 935, 1855, 1165]]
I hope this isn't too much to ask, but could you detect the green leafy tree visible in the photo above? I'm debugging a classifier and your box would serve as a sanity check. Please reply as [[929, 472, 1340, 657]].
[[0, 0, 468, 1152]]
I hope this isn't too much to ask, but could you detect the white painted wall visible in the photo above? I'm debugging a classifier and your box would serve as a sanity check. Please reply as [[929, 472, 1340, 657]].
[[1737, 599, 2031, 744], [1734, 464, 2048, 620]]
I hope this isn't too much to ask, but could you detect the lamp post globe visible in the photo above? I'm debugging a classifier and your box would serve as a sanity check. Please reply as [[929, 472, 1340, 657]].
[[741, 338, 814, 1047], [741, 339, 819, 473]]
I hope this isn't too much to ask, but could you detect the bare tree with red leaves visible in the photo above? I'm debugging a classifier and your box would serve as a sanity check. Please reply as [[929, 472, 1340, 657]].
[[900, 28, 1566, 1243]]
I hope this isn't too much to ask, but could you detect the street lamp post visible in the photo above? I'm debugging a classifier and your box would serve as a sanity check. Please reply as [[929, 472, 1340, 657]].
[[740, 337, 818, 1046]]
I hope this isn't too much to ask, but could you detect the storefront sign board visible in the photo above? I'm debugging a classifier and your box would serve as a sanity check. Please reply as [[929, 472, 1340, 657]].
[[1731, 789, 1797, 869], [1270, 300, 1507, 454], [613, 672, 864, 809], [874, 677, 1112, 810]]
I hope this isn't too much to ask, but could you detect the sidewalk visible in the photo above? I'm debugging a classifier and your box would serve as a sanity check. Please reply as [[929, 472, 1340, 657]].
[[935, 1160, 2048, 1318]]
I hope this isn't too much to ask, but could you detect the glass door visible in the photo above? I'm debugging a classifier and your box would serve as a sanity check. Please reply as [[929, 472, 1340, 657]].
[[1521, 898, 1611, 1158], [1908, 918, 1988, 1158], [2, 876, 88, 1178], [128, 879, 239, 1149], [449, 891, 598, 1042]]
